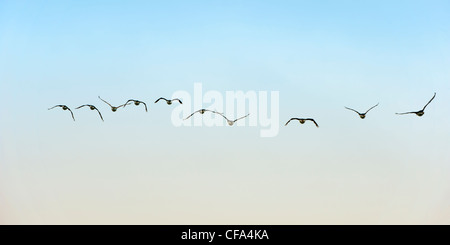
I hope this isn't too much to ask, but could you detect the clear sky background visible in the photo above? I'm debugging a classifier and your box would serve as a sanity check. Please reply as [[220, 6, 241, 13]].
[[0, 0, 449, 224]]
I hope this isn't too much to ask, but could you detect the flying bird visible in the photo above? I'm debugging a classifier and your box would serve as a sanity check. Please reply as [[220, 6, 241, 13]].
[[184, 109, 222, 120], [154, 97, 182, 105], [345, 103, 379, 119], [124, 99, 148, 112], [285, 118, 319, 127], [98, 96, 129, 112], [75, 104, 104, 121], [218, 113, 250, 126], [396, 92, 436, 117], [48, 105, 75, 121]]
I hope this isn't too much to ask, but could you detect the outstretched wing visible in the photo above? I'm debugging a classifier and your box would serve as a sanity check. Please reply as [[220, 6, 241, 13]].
[[216, 113, 229, 121], [94, 108, 104, 121], [67, 108, 75, 121], [205, 109, 223, 115], [285, 118, 299, 126], [48, 105, 63, 110], [142, 101, 148, 112], [422, 92, 436, 111], [98, 96, 113, 107], [117, 102, 131, 108], [155, 97, 168, 103], [345, 107, 361, 115], [123, 99, 135, 107], [234, 113, 250, 122], [172, 98, 183, 104], [395, 111, 417, 115], [75, 104, 89, 109], [365, 103, 379, 114], [306, 118, 319, 127], [184, 110, 199, 120]]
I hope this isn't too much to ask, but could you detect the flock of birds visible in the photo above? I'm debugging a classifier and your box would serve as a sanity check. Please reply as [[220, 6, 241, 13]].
[[49, 92, 437, 127], [48, 96, 251, 125], [48, 96, 181, 121]]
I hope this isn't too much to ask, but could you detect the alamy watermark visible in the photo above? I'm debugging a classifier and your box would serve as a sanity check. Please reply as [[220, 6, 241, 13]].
[[170, 83, 280, 137]]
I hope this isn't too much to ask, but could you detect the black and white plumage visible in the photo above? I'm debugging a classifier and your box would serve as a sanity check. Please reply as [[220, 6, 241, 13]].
[[154, 97, 182, 105], [345, 103, 379, 119], [75, 104, 104, 121], [124, 99, 148, 112], [98, 96, 129, 112], [184, 109, 222, 120], [396, 92, 436, 117], [218, 113, 250, 126], [48, 105, 75, 121], [285, 118, 319, 127]]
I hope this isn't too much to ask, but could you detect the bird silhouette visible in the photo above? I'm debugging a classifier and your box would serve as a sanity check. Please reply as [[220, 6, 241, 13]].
[[218, 113, 250, 126], [285, 118, 319, 127], [184, 109, 222, 120], [396, 92, 436, 117], [155, 97, 182, 105], [48, 105, 75, 121], [124, 99, 148, 112], [75, 104, 104, 121], [98, 96, 129, 112], [345, 103, 379, 119]]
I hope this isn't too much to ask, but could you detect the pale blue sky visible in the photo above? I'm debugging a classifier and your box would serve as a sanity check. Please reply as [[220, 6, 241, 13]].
[[1, 0, 449, 224]]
